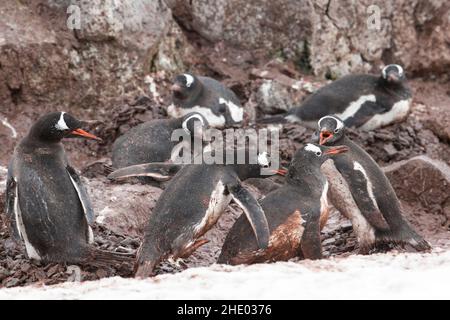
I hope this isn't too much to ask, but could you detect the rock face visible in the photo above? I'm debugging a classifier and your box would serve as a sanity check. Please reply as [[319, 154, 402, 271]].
[[0, 0, 188, 112], [88, 179, 163, 238], [171, 0, 450, 77], [384, 156, 450, 223]]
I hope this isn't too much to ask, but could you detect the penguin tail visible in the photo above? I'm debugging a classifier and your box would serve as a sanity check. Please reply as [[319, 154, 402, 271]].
[[256, 114, 288, 124], [375, 229, 431, 252], [85, 248, 135, 267]]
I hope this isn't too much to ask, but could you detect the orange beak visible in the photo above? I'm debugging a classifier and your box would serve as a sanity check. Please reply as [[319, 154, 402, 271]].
[[272, 168, 288, 176], [324, 145, 349, 155], [319, 130, 333, 145], [70, 128, 102, 141]]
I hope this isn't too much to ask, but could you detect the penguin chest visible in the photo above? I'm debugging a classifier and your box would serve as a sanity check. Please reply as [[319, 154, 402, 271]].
[[193, 180, 231, 237], [360, 99, 411, 131], [231, 210, 306, 265], [319, 181, 330, 230]]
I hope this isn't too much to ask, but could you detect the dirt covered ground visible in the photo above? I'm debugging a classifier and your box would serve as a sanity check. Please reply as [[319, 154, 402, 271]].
[[0, 4, 449, 290]]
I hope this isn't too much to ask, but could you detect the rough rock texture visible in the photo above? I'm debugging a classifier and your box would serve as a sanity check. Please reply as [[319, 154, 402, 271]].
[[89, 179, 163, 238], [171, 0, 450, 77], [0, 0, 188, 111], [384, 156, 450, 228]]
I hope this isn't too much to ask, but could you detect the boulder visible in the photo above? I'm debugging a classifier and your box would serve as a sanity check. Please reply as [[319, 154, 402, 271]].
[[384, 156, 450, 220], [88, 179, 163, 238], [170, 0, 450, 77]]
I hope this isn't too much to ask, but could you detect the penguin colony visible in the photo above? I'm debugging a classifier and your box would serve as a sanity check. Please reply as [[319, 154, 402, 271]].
[[3, 66, 430, 278]]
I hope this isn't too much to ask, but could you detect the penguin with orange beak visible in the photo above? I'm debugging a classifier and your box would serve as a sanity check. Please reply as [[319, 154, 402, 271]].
[[4, 112, 130, 265], [316, 115, 430, 252], [218, 143, 349, 265]]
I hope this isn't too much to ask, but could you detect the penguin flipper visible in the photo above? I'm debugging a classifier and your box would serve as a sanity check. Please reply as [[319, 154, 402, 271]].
[[66, 165, 95, 225], [337, 162, 390, 231], [108, 163, 183, 181], [227, 181, 270, 249], [5, 169, 21, 242]]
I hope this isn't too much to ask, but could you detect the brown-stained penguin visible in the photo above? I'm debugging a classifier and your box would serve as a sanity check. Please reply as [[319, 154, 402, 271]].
[[259, 64, 412, 130], [218, 143, 349, 265], [108, 148, 275, 277], [316, 115, 430, 252], [4, 112, 131, 265], [111, 112, 208, 181], [167, 73, 244, 128]]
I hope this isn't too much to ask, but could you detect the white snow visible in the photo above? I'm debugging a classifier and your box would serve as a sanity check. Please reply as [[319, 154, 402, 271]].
[[1, 250, 450, 300]]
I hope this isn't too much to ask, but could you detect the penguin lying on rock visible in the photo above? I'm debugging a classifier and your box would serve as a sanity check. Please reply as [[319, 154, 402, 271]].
[[316, 115, 431, 253], [108, 148, 275, 277], [167, 73, 244, 128], [218, 143, 349, 265], [112, 112, 208, 179], [5, 112, 131, 265], [259, 64, 411, 131]]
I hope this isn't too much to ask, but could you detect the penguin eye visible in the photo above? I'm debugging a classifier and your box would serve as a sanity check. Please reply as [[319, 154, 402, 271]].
[[316, 151, 322, 157], [334, 129, 339, 134]]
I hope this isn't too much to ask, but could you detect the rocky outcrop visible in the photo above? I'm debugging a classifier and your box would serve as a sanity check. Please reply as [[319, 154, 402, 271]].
[[0, 0, 189, 111], [170, 0, 450, 78], [384, 156, 450, 223], [88, 179, 163, 238]]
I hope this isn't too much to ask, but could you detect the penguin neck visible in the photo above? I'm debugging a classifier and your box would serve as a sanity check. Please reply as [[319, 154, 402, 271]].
[[21, 133, 62, 151], [377, 78, 410, 99], [286, 164, 326, 195]]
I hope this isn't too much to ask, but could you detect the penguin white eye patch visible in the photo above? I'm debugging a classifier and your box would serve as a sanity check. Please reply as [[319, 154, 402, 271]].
[[304, 144, 322, 156], [318, 115, 344, 131], [382, 64, 404, 78], [183, 74, 195, 88], [55, 112, 69, 131]]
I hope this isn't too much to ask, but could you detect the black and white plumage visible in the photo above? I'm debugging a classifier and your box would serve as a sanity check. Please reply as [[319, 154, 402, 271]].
[[4, 112, 130, 265], [316, 115, 430, 252], [168, 73, 244, 128], [111, 113, 208, 176], [108, 148, 274, 277], [218, 143, 349, 265], [260, 64, 412, 131]]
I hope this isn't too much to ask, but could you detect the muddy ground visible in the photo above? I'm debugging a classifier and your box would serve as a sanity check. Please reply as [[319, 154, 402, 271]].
[[0, 37, 449, 288]]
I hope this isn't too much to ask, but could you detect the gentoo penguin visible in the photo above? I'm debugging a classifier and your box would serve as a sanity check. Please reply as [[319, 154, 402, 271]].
[[4, 112, 130, 265], [316, 115, 430, 252], [108, 148, 274, 277], [111, 112, 208, 175], [218, 143, 349, 265], [167, 73, 244, 128], [259, 64, 411, 130]]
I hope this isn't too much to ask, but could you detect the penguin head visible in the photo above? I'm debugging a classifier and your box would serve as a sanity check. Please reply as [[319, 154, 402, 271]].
[[316, 115, 345, 145], [288, 143, 349, 176], [381, 64, 405, 84], [181, 112, 209, 138], [28, 112, 101, 142], [172, 73, 200, 101]]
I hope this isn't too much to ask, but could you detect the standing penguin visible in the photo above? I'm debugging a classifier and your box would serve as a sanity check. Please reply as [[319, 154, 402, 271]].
[[259, 64, 411, 130], [218, 143, 349, 265], [316, 115, 430, 252], [108, 148, 273, 277], [4, 112, 130, 265], [111, 113, 208, 175], [167, 73, 244, 128]]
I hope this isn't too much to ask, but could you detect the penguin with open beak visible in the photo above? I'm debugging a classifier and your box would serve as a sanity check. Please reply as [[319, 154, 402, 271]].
[[4, 112, 131, 265], [315, 115, 430, 253], [108, 147, 274, 277], [218, 143, 349, 265]]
